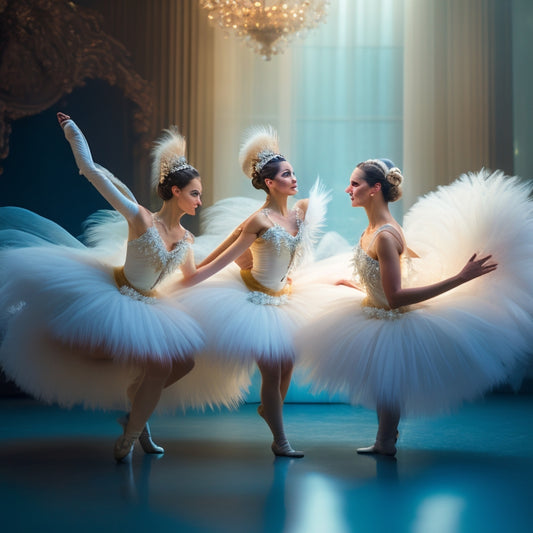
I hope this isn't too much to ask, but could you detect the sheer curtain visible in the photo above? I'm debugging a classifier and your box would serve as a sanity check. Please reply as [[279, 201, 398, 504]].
[[403, 0, 513, 208]]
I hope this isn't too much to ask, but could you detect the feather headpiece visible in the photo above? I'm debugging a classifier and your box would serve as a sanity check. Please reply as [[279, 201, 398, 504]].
[[238, 125, 283, 178], [150, 127, 193, 188]]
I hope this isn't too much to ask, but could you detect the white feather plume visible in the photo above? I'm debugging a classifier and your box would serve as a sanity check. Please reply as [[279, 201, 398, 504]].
[[238, 125, 280, 178], [150, 127, 187, 188], [295, 178, 332, 269]]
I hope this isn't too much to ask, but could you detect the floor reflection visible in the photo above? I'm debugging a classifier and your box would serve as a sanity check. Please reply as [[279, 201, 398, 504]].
[[0, 396, 531, 532]]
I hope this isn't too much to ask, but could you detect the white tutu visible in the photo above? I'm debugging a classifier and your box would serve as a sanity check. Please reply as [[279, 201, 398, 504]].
[[0, 207, 250, 411], [298, 170, 533, 416], [180, 264, 328, 366]]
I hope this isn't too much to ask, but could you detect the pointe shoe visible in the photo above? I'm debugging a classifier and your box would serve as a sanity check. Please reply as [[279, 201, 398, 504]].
[[138, 422, 164, 454], [271, 441, 304, 458], [118, 415, 164, 454], [356, 442, 397, 457], [114, 434, 136, 462]]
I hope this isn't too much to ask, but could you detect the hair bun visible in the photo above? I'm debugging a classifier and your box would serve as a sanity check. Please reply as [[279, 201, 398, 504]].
[[386, 167, 403, 187]]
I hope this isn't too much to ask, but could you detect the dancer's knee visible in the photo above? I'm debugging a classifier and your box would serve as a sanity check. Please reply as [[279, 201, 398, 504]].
[[144, 359, 173, 381], [257, 359, 282, 386], [280, 359, 294, 376], [181, 356, 195, 374]]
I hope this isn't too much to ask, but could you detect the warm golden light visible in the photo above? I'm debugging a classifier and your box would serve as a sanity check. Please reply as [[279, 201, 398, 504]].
[[199, 0, 330, 60]]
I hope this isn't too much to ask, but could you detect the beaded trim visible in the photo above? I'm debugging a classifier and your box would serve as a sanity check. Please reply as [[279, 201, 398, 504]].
[[361, 304, 404, 320], [118, 285, 158, 304], [247, 291, 289, 306]]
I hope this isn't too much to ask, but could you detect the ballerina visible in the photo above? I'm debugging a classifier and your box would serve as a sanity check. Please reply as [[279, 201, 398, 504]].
[[0, 113, 208, 461], [176, 126, 329, 458], [298, 159, 533, 456]]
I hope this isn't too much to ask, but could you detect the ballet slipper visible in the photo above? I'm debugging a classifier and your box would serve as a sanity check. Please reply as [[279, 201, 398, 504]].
[[138, 422, 164, 454], [114, 433, 138, 462], [356, 443, 397, 457], [257, 405, 303, 457], [357, 431, 399, 457], [118, 415, 164, 454], [271, 440, 304, 458]]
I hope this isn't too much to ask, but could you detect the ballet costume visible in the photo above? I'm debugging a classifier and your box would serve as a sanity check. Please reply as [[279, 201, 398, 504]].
[[297, 170, 533, 453], [0, 121, 250, 452]]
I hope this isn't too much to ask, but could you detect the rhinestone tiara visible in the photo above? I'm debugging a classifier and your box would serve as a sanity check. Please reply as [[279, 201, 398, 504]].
[[160, 156, 194, 183], [254, 149, 283, 174]]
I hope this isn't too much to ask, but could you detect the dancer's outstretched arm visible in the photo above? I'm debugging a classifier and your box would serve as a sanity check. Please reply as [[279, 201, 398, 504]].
[[377, 231, 497, 309], [57, 112, 139, 222]]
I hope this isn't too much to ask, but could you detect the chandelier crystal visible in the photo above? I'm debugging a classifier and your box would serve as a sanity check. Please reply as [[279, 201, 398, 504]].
[[199, 1, 330, 60]]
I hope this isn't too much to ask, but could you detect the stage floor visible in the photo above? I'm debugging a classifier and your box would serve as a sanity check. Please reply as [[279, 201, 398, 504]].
[[0, 395, 532, 533]]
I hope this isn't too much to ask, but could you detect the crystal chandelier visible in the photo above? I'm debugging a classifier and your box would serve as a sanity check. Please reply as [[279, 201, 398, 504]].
[[199, 1, 330, 60]]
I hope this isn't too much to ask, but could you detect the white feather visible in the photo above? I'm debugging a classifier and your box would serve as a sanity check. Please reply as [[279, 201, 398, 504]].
[[295, 178, 332, 269], [238, 125, 280, 178], [150, 127, 187, 188]]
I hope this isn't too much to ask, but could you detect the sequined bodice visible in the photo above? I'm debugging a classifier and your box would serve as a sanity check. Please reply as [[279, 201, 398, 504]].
[[352, 224, 406, 310], [353, 244, 390, 309], [250, 210, 303, 292], [123, 226, 191, 292]]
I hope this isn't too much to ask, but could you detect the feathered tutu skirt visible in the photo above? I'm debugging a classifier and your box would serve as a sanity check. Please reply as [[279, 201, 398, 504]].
[[297, 170, 533, 416], [178, 263, 332, 368], [0, 208, 249, 411]]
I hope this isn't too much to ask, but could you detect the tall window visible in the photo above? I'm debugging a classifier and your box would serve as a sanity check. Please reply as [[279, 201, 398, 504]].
[[290, 0, 404, 239], [211, 0, 404, 243]]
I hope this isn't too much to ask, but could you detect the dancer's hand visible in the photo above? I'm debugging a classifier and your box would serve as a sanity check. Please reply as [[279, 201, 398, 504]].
[[458, 253, 497, 283], [335, 279, 363, 291], [57, 112, 71, 127]]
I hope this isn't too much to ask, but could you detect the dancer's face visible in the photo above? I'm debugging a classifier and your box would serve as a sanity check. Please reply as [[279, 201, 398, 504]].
[[176, 177, 202, 215], [266, 161, 298, 196], [345, 168, 374, 207]]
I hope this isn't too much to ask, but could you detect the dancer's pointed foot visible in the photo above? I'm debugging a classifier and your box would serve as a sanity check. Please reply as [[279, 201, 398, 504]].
[[114, 434, 136, 462], [118, 415, 164, 455], [138, 422, 164, 454], [271, 440, 304, 458], [356, 443, 397, 457]]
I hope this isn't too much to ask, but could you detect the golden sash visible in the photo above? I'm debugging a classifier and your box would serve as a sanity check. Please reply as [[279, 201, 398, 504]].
[[113, 266, 159, 298], [240, 269, 291, 297]]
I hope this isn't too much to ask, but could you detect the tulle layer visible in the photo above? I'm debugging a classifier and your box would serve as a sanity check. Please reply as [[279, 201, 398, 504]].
[[0, 207, 249, 410], [298, 170, 533, 415], [0, 302, 250, 411], [179, 264, 335, 365], [0, 246, 204, 362], [298, 295, 531, 416]]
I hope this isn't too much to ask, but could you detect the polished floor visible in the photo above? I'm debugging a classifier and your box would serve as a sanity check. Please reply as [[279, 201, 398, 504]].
[[0, 394, 532, 533]]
